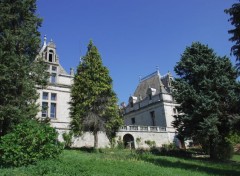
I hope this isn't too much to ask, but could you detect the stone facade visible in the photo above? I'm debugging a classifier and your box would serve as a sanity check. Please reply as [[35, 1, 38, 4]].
[[36, 36, 73, 131], [123, 70, 178, 133], [35, 38, 177, 148]]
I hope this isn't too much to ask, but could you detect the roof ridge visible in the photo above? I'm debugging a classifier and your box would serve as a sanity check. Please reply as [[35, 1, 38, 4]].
[[140, 71, 160, 82]]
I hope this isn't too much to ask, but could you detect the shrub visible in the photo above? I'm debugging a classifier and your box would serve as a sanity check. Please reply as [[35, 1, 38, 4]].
[[213, 140, 233, 160], [62, 131, 74, 149], [144, 140, 156, 148], [136, 137, 142, 148], [226, 132, 240, 154], [0, 120, 63, 167], [161, 143, 177, 151], [117, 136, 124, 149], [109, 138, 116, 148]]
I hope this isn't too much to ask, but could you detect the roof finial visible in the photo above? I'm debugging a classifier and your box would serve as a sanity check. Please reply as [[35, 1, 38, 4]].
[[44, 35, 47, 46], [139, 75, 142, 82]]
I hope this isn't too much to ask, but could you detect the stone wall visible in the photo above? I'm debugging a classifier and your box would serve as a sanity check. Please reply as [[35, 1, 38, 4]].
[[57, 129, 175, 149]]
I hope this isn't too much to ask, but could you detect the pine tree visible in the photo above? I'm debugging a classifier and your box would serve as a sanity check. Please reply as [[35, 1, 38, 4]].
[[225, 2, 240, 71], [70, 41, 122, 148], [173, 42, 240, 159], [0, 0, 47, 136]]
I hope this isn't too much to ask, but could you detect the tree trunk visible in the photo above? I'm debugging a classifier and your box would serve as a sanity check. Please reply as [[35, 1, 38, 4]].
[[93, 131, 98, 148], [180, 139, 186, 150], [177, 135, 186, 149], [209, 136, 215, 159]]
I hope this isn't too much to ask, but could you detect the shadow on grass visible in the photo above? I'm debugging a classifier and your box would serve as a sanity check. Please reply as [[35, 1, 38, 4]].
[[138, 154, 240, 176], [69, 146, 96, 153]]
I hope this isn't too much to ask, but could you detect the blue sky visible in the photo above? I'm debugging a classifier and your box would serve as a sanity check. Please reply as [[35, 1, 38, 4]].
[[37, 0, 237, 103]]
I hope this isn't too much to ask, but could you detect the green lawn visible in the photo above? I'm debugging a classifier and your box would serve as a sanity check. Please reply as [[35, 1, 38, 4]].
[[0, 149, 239, 176]]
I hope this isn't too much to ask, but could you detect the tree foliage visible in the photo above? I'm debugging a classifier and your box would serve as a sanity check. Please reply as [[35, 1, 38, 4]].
[[0, 119, 63, 167], [70, 41, 122, 148], [173, 42, 240, 160], [225, 2, 240, 70], [0, 0, 48, 136]]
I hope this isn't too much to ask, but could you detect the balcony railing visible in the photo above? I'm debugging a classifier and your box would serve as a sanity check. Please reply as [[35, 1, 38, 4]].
[[119, 125, 166, 132]]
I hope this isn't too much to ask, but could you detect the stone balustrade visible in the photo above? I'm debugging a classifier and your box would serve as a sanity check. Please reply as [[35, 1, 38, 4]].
[[119, 125, 166, 132]]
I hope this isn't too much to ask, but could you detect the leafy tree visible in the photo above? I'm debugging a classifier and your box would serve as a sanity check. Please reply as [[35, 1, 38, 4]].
[[70, 41, 122, 148], [173, 42, 240, 160], [0, 0, 48, 136], [225, 2, 240, 70]]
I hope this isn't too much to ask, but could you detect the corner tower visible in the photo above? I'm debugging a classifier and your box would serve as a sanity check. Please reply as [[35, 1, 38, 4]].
[[36, 36, 73, 132]]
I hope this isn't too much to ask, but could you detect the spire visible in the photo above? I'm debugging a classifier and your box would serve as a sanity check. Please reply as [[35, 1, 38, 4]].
[[156, 66, 160, 76], [43, 35, 47, 46]]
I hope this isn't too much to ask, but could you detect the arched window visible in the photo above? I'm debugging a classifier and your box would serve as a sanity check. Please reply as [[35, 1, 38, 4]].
[[48, 50, 54, 62]]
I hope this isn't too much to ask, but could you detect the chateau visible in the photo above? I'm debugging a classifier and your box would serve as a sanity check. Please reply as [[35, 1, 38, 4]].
[[36, 38, 178, 148], [124, 70, 177, 131]]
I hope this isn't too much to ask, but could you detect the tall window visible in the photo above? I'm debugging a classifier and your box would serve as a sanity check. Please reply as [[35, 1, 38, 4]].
[[42, 92, 48, 100], [50, 73, 56, 83], [48, 50, 54, 62], [48, 65, 57, 84], [131, 118, 135, 125], [50, 103, 56, 118], [41, 102, 48, 117], [51, 93, 57, 101], [41, 92, 57, 119], [130, 102, 133, 107], [150, 111, 155, 126]]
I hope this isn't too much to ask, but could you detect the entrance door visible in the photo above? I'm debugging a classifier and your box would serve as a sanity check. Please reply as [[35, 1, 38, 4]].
[[123, 134, 135, 149]]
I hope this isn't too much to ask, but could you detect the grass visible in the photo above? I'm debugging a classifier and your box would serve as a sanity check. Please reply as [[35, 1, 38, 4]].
[[0, 149, 240, 176]]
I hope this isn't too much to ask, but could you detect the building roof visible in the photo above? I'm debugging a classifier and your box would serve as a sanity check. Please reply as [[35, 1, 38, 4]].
[[133, 71, 171, 101]]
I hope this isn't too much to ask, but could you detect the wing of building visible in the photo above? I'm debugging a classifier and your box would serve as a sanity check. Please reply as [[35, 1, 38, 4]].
[[123, 70, 178, 132], [36, 36, 74, 131]]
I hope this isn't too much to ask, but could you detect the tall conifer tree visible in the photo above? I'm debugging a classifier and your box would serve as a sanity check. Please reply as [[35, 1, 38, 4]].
[[70, 41, 122, 148], [225, 2, 240, 70], [0, 0, 47, 136], [173, 42, 240, 159]]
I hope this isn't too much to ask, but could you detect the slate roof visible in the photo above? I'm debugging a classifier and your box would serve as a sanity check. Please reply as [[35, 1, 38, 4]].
[[133, 71, 170, 101]]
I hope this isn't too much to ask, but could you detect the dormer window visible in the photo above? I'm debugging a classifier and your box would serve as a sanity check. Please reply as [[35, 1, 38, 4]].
[[48, 50, 54, 62], [129, 96, 137, 108], [147, 87, 156, 101]]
